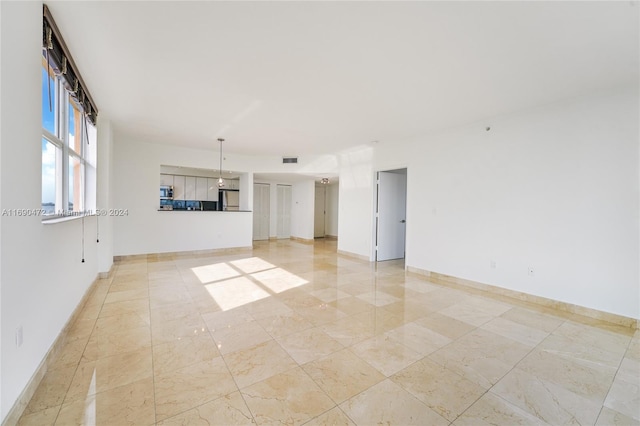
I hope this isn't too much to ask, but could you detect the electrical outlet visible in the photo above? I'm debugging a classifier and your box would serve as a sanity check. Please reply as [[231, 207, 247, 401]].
[[16, 325, 23, 348], [490, 260, 496, 269], [528, 267, 535, 277]]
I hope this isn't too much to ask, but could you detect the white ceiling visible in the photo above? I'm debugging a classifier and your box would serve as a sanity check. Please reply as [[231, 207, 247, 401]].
[[48, 1, 638, 157]]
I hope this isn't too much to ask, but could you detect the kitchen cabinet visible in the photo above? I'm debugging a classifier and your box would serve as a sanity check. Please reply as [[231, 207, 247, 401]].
[[160, 174, 173, 186], [196, 177, 208, 201], [185, 177, 196, 200], [228, 179, 240, 190], [173, 175, 186, 200]]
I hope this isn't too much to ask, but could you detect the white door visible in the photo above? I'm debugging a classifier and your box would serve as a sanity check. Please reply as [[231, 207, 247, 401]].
[[253, 184, 270, 240], [277, 185, 292, 238], [314, 185, 326, 238], [376, 170, 407, 261]]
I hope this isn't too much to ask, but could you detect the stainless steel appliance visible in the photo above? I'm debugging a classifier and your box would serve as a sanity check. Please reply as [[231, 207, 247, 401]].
[[220, 190, 240, 211], [160, 185, 173, 199]]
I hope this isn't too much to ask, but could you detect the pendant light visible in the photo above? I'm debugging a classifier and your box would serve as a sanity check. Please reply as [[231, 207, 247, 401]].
[[217, 138, 225, 188]]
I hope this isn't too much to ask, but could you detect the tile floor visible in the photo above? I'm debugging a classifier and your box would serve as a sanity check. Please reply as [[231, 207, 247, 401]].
[[16, 239, 640, 425]]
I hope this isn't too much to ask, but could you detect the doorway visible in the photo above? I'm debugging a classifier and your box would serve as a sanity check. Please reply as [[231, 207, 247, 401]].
[[375, 169, 407, 261], [314, 184, 326, 238]]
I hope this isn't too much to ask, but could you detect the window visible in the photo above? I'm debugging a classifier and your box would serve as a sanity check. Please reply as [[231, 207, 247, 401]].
[[42, 6, 97, 219]]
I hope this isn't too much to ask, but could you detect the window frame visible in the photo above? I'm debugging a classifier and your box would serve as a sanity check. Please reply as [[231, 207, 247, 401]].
[[41, 60, 95, 221]]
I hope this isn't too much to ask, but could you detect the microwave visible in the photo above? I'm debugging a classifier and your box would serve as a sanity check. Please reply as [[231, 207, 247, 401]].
[[160, 185, 174, 199]]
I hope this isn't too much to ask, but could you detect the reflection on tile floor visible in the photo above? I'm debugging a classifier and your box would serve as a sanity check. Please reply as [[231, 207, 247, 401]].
[[17, 239, 640, 425]]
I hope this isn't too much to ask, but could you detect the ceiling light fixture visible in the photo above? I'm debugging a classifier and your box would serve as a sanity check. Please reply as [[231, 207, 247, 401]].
[[321, 178, 330, 185], [217, 138, 225, 188]]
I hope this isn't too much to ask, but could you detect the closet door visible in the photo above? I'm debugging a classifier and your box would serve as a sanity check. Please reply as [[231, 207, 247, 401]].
[[277, 184, 292, 239], [253, 183, 270, 240]]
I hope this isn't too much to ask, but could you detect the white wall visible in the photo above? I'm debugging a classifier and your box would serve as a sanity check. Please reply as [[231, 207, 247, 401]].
[[0, 2, 102, 420], [97, 117, 114, 273], [339, 89, 639, 320], [291, 180, 315, 240], [113, 137, 337, 255], [113, 136, 253, 255], [337, 146, 375, 256]]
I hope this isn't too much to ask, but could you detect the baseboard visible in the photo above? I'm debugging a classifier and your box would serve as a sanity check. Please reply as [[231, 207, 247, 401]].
[[337, 249, 370, 262], [406, 267, 638, 329], [98, 263, 115, 279], [325, 235, 338, 240], [2, 274, 106, 426], [114, 246, 253, 262], [290, 236, 314, 244]]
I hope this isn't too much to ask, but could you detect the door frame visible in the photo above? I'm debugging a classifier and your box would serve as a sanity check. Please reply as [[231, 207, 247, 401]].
[[372, 167, 408, 262]]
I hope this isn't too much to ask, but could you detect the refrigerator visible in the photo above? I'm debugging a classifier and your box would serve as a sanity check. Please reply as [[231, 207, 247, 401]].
[[220, 190, 240, 211]]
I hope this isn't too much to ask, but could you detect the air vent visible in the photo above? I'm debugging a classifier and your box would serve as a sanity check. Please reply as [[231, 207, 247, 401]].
[[282, 157, 298, 164]]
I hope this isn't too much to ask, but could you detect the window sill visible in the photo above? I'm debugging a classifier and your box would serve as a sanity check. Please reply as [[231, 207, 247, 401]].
[[42, 213, 93, 225]]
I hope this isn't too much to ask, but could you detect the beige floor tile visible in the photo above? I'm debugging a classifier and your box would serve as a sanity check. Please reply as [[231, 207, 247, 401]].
[[153, 333, 220, 375], [210, 320, 272, 354], [104, 287, 148, 304], [499, 307, 564, 333], [385, 321, 451, 356], [296, 303, 347, 327], [429, 328, 531, 389], [23, 365, 76, 414], [64, 347, 153, 403], [151, 302, 202, 325], [241, 367, 335, 424], [320, 316, 375, 347], [355, 291, 400, 307], [480, 316, 549, 347], [93, 311, 150, 335], [224, 339, 298, 389], [310, 288, 352, 303], [604, 374, 640, 420], [391, 357, 486, 421], [56, 377, 154, 426], [339, 379, 448, 426], [277, 327, 344, 364], [18, 240, 637, 426], [351, 309, 406, 335], [17, 405, 60, 426], [439, 299, 505, 327], [452, 392, 543, 426], [151, 313, 208, 345], [149, 285, 193, 308], [328, 296, 375, 316], [381, 299, 432, 322], [65, 318, 97, 342], [156, 392, 253, 425], [256, 311, 315, 339], [416, 311, 476, 340], [81, 326, 151, 363], [517, 347, 617, 401], [244, 297, 293, 320], [492, 367, 603, 425], [537, 321, 631, 369], [303, 407, 355, 425], [48, 338, 88, 371], [99, 298, 149, 319], [596, 407, 640, 425], [302, 349, 385, 404], [350, 334, 423, 377], [154, 357, 238, 421]]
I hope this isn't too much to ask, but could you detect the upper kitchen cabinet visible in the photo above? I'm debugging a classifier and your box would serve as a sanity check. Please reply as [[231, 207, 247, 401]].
[[160, 174, 174, 186], [185, 176, 197, 200], [196, 177, 208, 200], [173, 175, 186, 200]]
